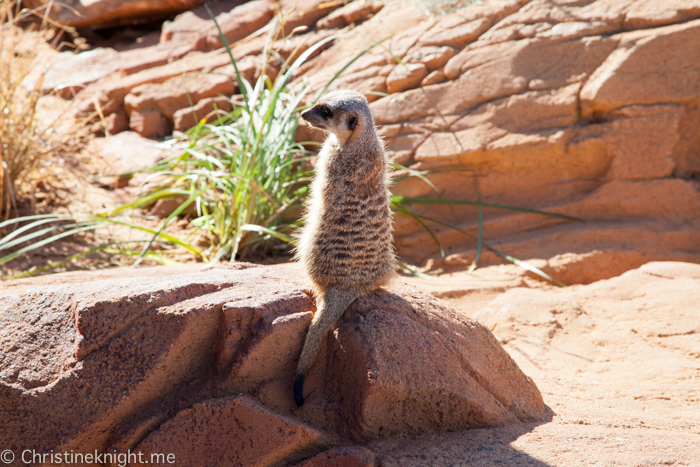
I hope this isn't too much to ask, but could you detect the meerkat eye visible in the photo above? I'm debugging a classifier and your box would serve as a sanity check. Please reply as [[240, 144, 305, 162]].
[[317, 104, 333, 120], [347, 115, 358, 130]]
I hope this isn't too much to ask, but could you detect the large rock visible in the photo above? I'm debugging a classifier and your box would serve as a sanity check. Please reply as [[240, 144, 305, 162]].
[[317, 1, 384, 30], [22, 0, 204, 27], [161, 0, 275, 49], [173, 96, 233, 132], [124, 72, 235, 137], [87, 131, 180, 187], [0, 264, 544, 464], [581, 19, 700, 116], [298, 281, 545, 438], [0, 269, 233, 456], [69, 49, 233, 120]]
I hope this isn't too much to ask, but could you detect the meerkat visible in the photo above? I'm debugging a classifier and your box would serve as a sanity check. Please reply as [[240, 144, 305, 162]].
[[293, 90, 395, 406]]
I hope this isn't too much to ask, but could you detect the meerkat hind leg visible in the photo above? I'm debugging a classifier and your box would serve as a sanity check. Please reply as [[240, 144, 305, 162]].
[[294, 285, 360, 406]]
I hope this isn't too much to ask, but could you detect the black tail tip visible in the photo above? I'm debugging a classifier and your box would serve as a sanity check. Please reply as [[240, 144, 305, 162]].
[[294, 373, 305, 407]]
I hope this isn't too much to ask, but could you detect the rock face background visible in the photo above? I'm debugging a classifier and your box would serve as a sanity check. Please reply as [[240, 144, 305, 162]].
[[0, 264, 544, 466], [35, 0, 700, 281]]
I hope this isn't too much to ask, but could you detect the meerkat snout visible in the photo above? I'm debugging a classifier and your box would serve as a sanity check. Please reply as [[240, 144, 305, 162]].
[[302, 98, 362, 140]]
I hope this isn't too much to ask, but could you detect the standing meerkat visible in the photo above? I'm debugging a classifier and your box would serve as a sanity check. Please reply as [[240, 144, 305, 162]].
[[294, 90, 395, 406]]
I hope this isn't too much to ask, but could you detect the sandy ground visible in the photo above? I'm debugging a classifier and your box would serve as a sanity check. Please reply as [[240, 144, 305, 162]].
[[377, 264, 700, 466]]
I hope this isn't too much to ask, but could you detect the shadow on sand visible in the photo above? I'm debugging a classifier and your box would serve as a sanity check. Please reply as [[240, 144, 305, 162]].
[[367, 407, 556, 466]]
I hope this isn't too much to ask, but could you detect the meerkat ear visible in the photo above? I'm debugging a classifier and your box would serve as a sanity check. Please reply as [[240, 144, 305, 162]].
[[347, 115, 358, 131]]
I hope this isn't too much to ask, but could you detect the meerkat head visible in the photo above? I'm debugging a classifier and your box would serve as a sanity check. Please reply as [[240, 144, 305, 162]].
[[301, 90, 374, 141]]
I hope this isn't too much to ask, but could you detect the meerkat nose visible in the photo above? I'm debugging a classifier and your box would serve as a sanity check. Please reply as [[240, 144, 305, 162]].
[[301, 107, 326, 129]]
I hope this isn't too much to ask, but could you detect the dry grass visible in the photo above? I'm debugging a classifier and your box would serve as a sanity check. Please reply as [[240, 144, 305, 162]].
[[0, 0, 88, 220]]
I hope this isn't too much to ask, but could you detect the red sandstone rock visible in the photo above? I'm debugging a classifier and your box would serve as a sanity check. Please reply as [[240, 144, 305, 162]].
[[22, 0, 204, 27], [70, 50, 232, 121], [41, 48, 121, 97], [41, 41, 199, 97], [216, 291, 315, 395], [132, 396, 324, 467], [0, 267, 253, 455], [317, 1, 384, 29], [385, 132, 429, 166], [421, 69, 447, 86], [160, 0, 259, 47], [386, 63, 429, 94], [279, 0, 343, 35], [104, 111, 130, 136], [577, 105, 680, 181], [475, 261, 700, 355], [421, 16, 491, 48], [0, 265, 544, 458], [297, 281, 545, 438], [581, 20, 700, 117], [623, 0, 700, 29], [124, 72, 234, 119], [417, 0, 525, 47], [331, 65, 390, 101], [172, 95, 233, 132], [537, 250, 648, 285], [124, 72, 234, 136], [294, 446, 376, 467], [412, 83, 579, 167], [206, 0, 275, 49], [89, 131, 179, 187], [128, 109, 171, 138], [405, 46, 456, 71]]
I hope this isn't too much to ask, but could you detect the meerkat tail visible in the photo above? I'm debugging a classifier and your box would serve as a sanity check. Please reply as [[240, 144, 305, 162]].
[[294, 286, 360, 406]]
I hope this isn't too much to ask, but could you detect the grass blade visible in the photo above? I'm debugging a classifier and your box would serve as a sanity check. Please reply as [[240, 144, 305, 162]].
[[396, 260, 437, 279], [0, 213, 73, 230], [0, 224, 99, 266], [94, 217, 203, 258], [391, 162, 439, 193], [470, 176, 483, 272], [486, 246, 566, 287], [392, 204, 444, 258], [240, 223, 294, 243], [400, 212, 565, 286], [392, 196, 583, 221], [133, 182, 213, 265], [311, 36, 391, 103]]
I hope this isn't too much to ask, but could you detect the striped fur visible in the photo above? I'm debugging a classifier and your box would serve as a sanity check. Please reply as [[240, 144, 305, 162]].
[[294, 90, 395, 406]]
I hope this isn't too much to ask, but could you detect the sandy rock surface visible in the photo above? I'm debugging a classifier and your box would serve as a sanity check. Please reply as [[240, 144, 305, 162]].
[[0, 263, 544, 466]]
